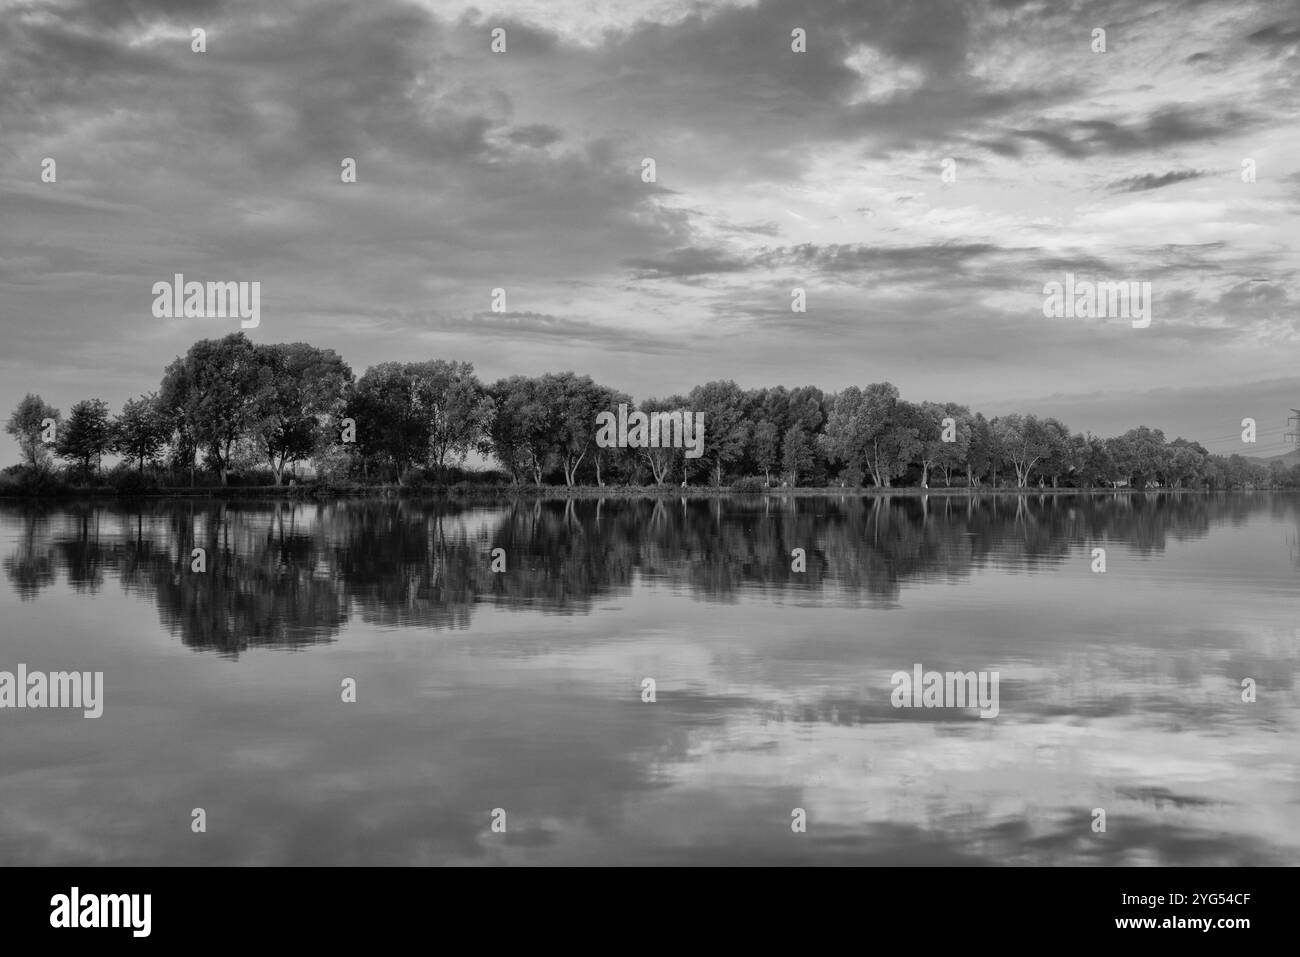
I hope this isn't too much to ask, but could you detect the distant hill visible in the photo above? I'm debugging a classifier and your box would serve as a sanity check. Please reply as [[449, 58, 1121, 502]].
[[1246, 449, 1300, 467]]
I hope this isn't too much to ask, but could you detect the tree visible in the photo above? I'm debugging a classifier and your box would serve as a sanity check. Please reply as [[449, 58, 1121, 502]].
[[781, 424, 814, 486], [638, 396, 688, 485], [933, 403, 972, 486], [820, 383, 918, 487], [113, 394, 170, 472], [1108, 426, 1166, 488], [415, 360, 494, 479], [5, 394, 59, 468], [688, 380, 749, 486], [786, 386, 826, 436], [252, 343, 353, 483], [1072, 432, 1114, 488], [1267, 458, 1289, 488], [992, 414, 1053, 488], [158, 333, 273, 485], [911, 401, 950, 489], [591, 389, 633, 487], [539, 372, 618, 487], [820, 387, 869, 483], [966, 413, 995, 487], [55, 399, 113, 475], [1031, 418, 1073, 487], [750, 419, 780, 486], [346, 360, 493, 483], [1165, 438, 1208, 488], [863, 384, 917, 487], [347, 363, 435, 482], [489, 376, 553, 485]]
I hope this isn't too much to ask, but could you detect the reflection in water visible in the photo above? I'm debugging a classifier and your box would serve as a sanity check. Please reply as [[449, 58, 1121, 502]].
[[0, 493, 1236, 644], [0, 492, 1296, 865]]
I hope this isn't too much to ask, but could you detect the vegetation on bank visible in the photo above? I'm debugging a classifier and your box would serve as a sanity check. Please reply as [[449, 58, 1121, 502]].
[[8, 472, 1279, 500], [5, 332, 1296, 498]]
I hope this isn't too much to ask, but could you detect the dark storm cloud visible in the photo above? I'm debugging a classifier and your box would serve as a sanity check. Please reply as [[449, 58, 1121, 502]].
[[1107, 170, 1212, 193], [985, 107, 1263, 160], [1246, 21, 1300, 46], [625, 247, 749, 279], [752, 242, 1003, 274], [507, 124, 563, 148], [0, 0, 1297, 461]]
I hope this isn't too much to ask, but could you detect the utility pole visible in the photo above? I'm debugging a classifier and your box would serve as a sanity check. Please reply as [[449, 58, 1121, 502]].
[[1285, 410, 1300, 449]]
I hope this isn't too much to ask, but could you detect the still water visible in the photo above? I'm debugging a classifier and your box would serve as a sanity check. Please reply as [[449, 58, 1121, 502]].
[[1, 493, 1296, 865]]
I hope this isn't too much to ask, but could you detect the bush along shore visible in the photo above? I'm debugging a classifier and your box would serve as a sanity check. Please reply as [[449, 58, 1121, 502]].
[[0, 471, 1288, 501], [5, 332, 1295, 498]]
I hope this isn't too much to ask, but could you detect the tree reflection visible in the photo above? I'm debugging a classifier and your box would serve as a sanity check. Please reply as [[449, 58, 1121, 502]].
[[0, 492, 1269, 653]]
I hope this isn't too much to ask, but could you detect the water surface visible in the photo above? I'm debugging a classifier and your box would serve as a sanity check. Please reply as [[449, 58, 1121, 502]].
[[1, 493, 1296, 865]]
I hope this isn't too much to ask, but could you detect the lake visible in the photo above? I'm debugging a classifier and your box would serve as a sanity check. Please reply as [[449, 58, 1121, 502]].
[[1, 492, 1296, 865]]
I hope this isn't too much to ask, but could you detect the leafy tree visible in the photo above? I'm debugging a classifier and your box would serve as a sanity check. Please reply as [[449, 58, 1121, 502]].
[[347, 362, 435, 482], [1031, 418, 1073, 487], [821, 383, 917, 487], [992, 414, 1053, 487], [412, 360, 494, 479], [688, 380, 749, 486], [591, 389, 633, 487], [911, 401, 950, 489], [158, 333, 273, 485], [346, 361, 493, 483], [489, 376, 553, 484], [933, 403, 972, 486], [638, 396, 688, 485], [252, 343, 353, 483], [1165, 438, 1208, 489], [113, 394, 170, 472], [539, 372, 619, 487], [1071, 432, 1114, 488], [966, 413, 995, 487], [781, 424, 815, 486], [55, 399, 113, 475], [5, 394, 60, 467], [750, 419, 780, 486]]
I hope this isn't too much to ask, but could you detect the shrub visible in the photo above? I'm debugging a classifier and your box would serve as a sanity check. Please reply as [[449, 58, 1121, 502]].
[[226, 467, 277, 487], [399, 466, 438, 489], [731, 476, 765, 493], [105, 465, 159, 494], [0, 465, 70, 495]]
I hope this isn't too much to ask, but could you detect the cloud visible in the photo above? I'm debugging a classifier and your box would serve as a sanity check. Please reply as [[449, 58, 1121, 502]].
[[1107, 170, 1212, 193], [507, 124, 563, 148], [0, 0, 1298, 462]]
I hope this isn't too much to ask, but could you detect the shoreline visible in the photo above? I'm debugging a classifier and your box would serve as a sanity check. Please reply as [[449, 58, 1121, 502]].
[[0, 484, 1279, 501]]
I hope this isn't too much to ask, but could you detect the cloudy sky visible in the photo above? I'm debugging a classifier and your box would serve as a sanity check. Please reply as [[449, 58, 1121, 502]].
[[1, 0, 1298, 461]]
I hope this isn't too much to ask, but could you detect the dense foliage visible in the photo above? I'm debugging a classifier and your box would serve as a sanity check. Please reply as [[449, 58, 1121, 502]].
[[3, 333, 1293, 491]]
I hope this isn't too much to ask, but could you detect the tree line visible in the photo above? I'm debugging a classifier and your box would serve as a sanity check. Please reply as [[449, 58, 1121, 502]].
[[3, 332, 1293, 491]]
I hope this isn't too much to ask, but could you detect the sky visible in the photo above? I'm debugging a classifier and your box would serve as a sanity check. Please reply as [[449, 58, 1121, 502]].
[[1, 0, 1298, 462]]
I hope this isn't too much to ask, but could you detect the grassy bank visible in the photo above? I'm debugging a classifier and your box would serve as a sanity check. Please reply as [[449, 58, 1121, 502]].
[[0, 481, 1248, 501]]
